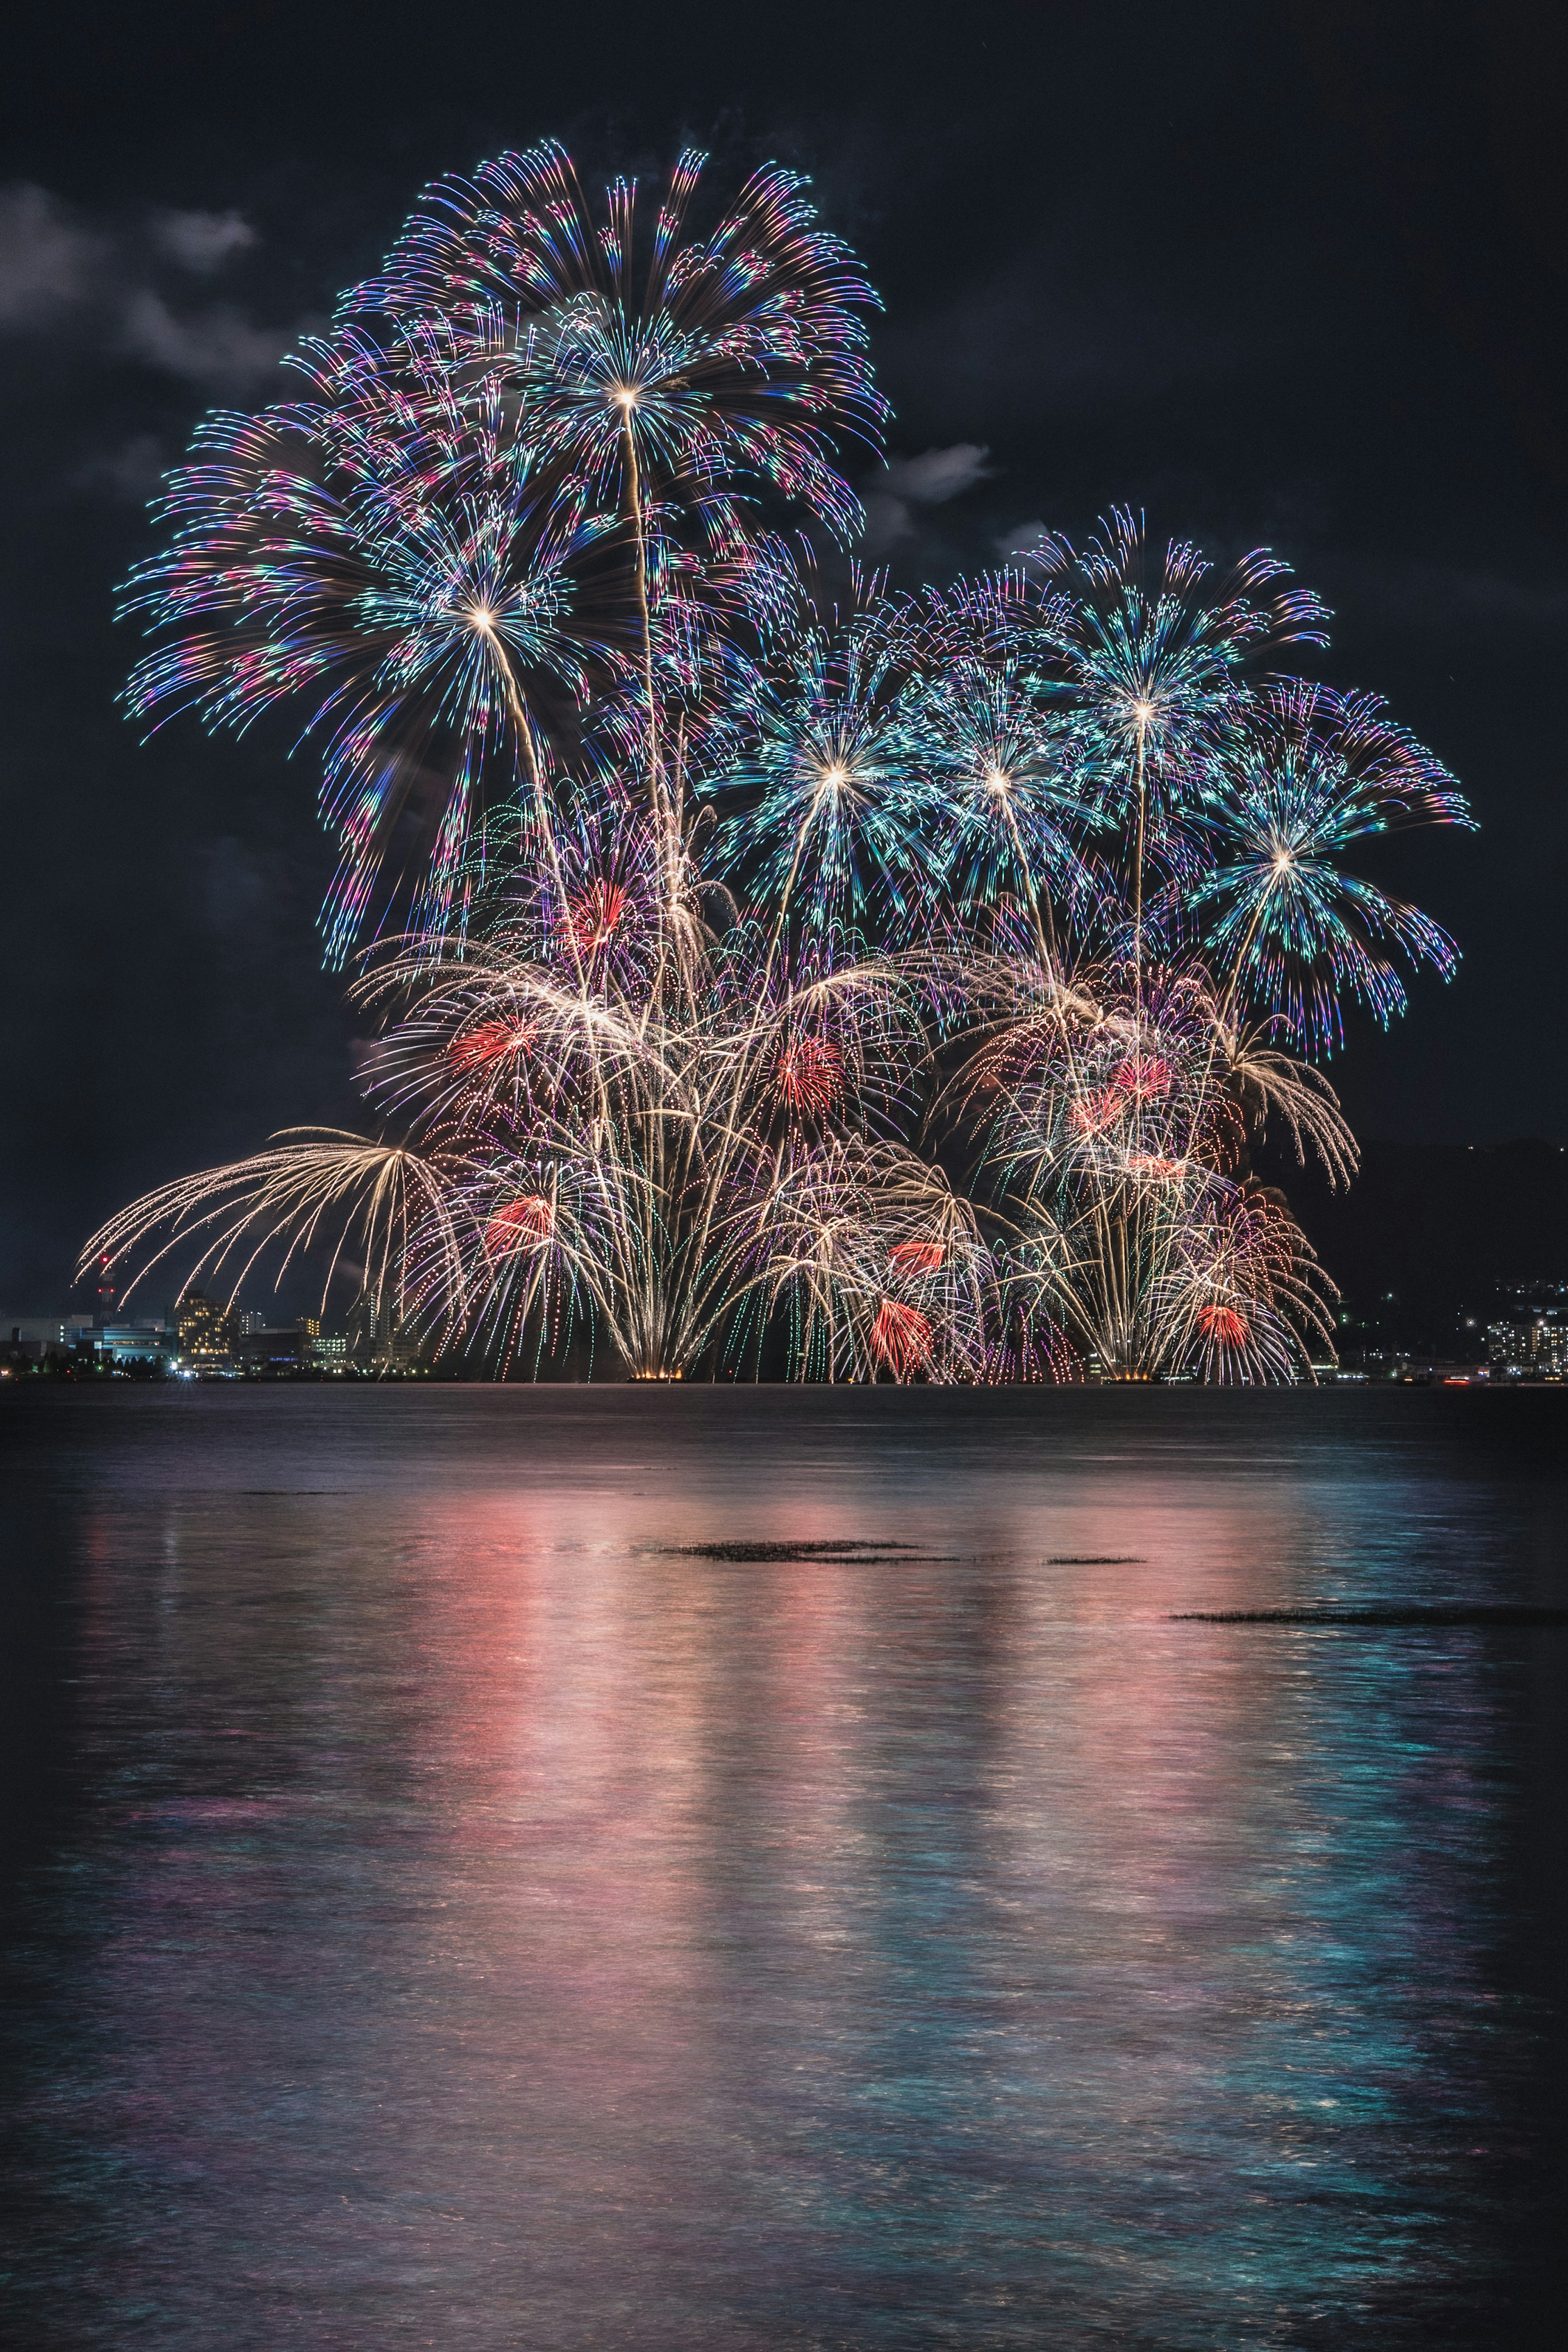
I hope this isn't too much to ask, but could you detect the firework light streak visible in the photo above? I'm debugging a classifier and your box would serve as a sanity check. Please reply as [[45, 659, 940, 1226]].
[[87, 144, 1473, 1383]]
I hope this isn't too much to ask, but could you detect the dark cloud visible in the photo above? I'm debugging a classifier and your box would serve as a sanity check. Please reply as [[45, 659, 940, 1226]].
[[0, 180, 310, 400], [0, 184, 105, 321], [71, 432, 169, 503], [152, 206, 258, 273], [862, 442, 994, 555], [117, 288, 301, 391]]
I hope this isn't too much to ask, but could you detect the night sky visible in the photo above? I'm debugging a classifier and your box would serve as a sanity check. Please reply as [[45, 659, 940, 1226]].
[[4, 0, 1564, 1310]]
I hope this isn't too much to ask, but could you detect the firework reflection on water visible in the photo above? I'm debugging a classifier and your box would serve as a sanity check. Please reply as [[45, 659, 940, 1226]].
[[3, 1384, 1563, 2350]]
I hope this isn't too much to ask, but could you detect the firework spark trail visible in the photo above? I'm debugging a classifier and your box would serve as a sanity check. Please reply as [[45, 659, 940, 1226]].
[[90, 150, 1474, 1384]]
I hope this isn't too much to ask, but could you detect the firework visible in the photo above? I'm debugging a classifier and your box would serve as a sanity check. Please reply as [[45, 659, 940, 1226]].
[[89, 158, 1473, 1387], [1009, 511, 1332, 976], [344, 141, 887, 547], [1178, 682, 1472, 1053], [964, 958, 1342, 1381], [342, 140, 887, 837], [121, 327, 642, 961], [911, 595, 1101, 961], [707, 585, 940, 945]]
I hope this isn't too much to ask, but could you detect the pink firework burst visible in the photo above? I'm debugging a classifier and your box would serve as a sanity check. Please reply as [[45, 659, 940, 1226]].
[[450, 1017, 537, 1071], [888, 1240, 945, 1273], [1068, 1089, 1127, 1137], [870, 1299, 932, 1377], [484, 1195, 555, 1256], [566, 879, 629, 957], [1112, 1054, 1172, 1102], [776, 1037, 844, 1115]]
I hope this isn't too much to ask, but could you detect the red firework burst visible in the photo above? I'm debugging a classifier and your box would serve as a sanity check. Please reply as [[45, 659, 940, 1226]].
[[775, 1036, 844, 1114], [1068, 1089, 1126, 1136], [1112, 1054, 1172, 1102], [450, 1017, 537, 1070], [1196, 1303, 1249, 1347], [484, 1195, 554, 1256], [870, 1298, 932, 1376], [888, 1239, 945, 1272], [565, 879, 628, 956], [1127, 1153, 1183, 1182]]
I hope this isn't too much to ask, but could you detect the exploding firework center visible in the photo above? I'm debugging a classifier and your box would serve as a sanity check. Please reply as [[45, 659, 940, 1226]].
[[984, 766, 1011, 795], [566, 878, 629, 954], [776, 1036, 844, 1113], [870, 1298, 933, 1376], [1197, 1303, 1250, 1347], [484, 1194, 554, 1257], [1112, 1053, 1172, 1102], [1068, 1088, 1127, 1137], [450, 1017, 537, 1071], [889, 1239, 946, 1273]]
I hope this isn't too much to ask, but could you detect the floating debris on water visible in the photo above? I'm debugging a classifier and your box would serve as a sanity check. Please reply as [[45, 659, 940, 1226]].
[[664, 1539, 924, 1562], [1171, 1605, 1568, 1627]]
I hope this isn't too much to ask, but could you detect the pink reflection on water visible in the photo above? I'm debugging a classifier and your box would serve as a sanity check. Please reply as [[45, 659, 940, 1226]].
[[18, 1391, 1539, 2348]]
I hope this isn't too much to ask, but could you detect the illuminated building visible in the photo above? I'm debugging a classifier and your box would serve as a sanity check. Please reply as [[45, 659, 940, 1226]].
[[175, 1289, 237, 1373], [1484, 1292, 1566, 1379]]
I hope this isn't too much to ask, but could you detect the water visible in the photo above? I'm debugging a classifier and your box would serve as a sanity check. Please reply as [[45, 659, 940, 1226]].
[[2, 1385, 1564, 2349]]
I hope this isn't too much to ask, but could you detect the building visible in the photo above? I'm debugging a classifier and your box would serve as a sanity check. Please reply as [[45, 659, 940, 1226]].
[[4, 1315, 91, 1353], [1475, 1279, 1566, 1381], [234, 1327, 308, 1373], [4, 1313, 174, 1364], [345, 1285, 427, 1372], [347, 1285, 385, 1362], [175, 1289, 238, 1373], [92, 1324, 176, 1363]]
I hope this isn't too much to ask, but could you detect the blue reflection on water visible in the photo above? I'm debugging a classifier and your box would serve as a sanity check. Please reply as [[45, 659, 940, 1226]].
[[1, 1387, 1563, 2348]]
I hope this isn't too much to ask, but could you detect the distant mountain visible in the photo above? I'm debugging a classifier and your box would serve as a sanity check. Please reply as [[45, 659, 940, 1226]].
[[1261, 1136, 1568, 1356]]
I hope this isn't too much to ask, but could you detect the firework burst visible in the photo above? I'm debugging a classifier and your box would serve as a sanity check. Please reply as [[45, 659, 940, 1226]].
[[121, 326, 643, 960], [344, 140, 887, 545], [90, 156, 1473, 1387], [1177, 682, 1472, 1053]]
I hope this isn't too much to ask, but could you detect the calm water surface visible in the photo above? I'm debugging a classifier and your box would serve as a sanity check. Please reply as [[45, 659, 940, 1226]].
[[2, 1386, 1564, 2348]]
